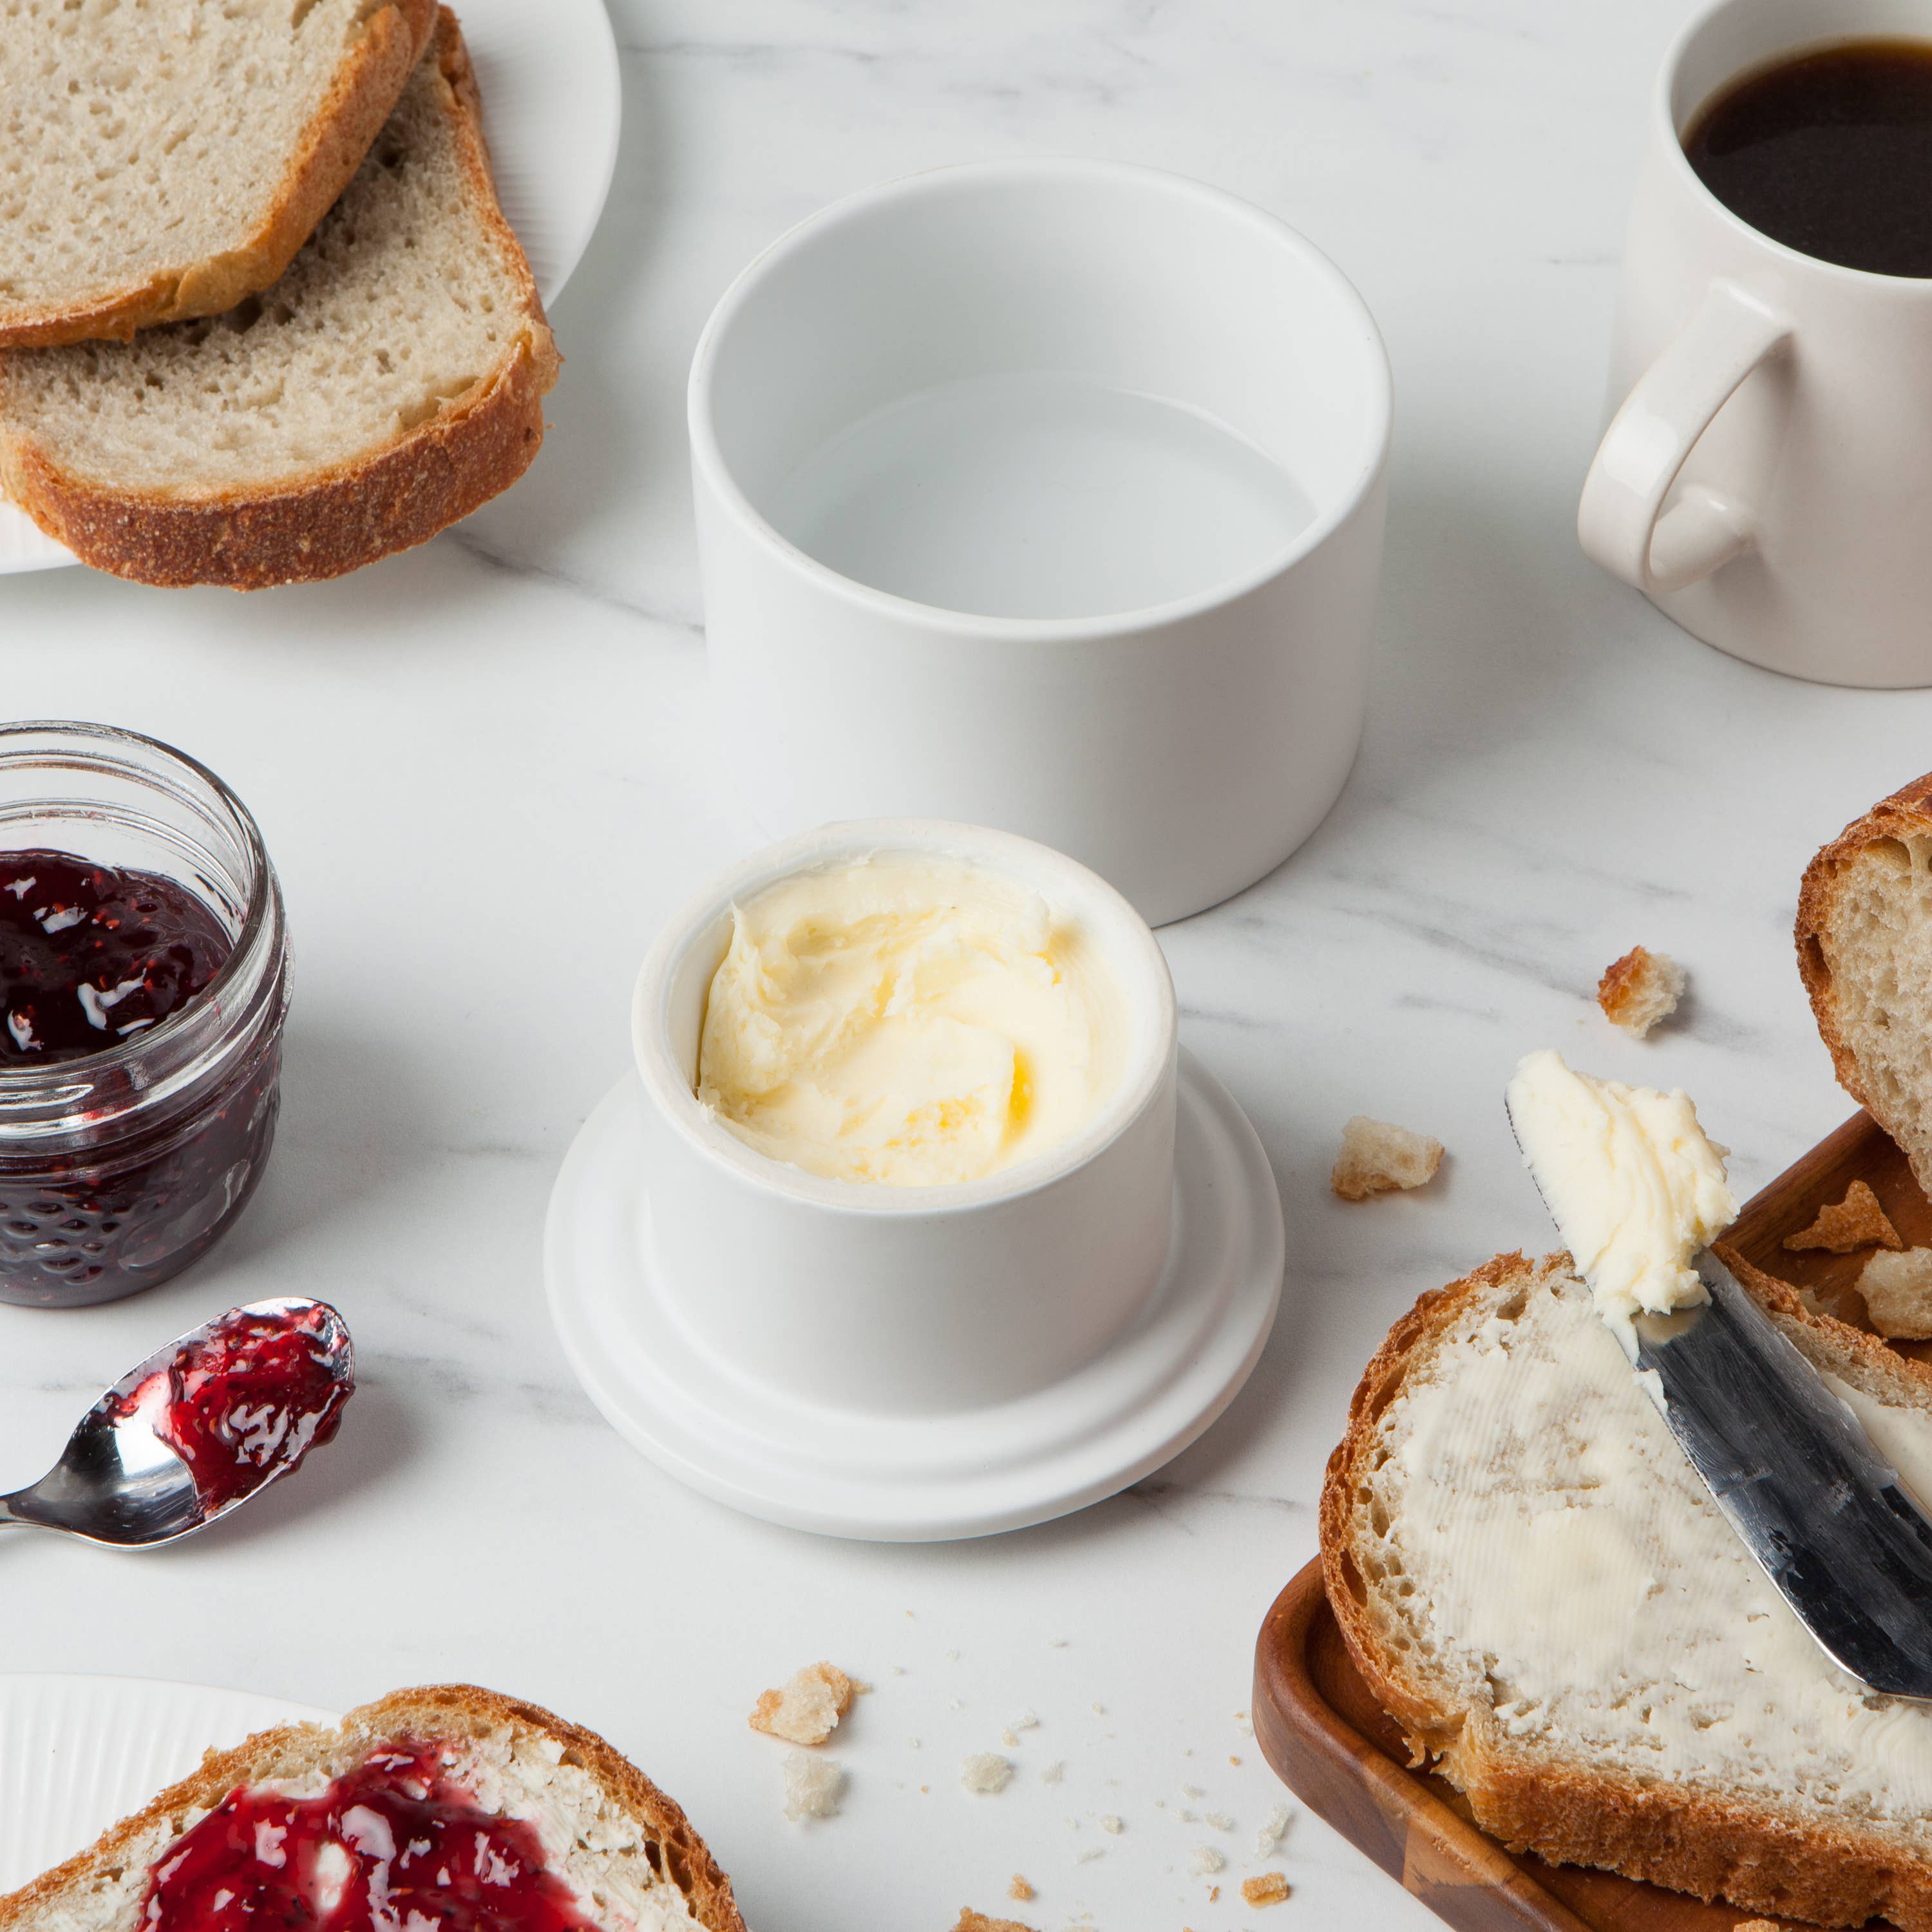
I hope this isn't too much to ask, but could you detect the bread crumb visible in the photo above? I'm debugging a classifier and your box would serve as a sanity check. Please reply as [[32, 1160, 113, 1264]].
[[1597, 945, 1685, 1037], [1075, 1848, 1103, 1864], [781, 1750, 844, 1822], [1256, 1803, 1292, 1855], [1099, 1814, 1122, 1834], [1331, 1116, 1444, 1200], [1007, 1877, 1034, 1903], [952, 1913, 1035, 1932], [961, 1753, 1014, 1794], [1734, 1922, 1783, 1932], [1209, 1888, 1220, 1904], [1242, 1872, 1290, 1907], [1861, 1247, 1932, 1338], [1041, 1761, 1065, 1785], [1189, 1846, 1225, 1877], [1228, 1754, 1241, 1766], [1785, 1179, 1904, 1254], [1205, 1811, 1234, 1832], [750, 1662, 856, 1746], [1181, 1784, 1204, 1799]]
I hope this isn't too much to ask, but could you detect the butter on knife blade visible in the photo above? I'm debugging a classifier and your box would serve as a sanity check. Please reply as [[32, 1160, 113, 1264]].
[[1505, 1046, 1737, 1348]]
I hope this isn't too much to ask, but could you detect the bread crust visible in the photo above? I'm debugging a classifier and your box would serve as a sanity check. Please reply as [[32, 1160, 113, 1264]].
[[0, 10, 560, 589], [0, 0, 438, 349], [0, 1682, 746, 1932], [1321, 1249, 1932, 1931], [1796, 772, 1932, 1188]]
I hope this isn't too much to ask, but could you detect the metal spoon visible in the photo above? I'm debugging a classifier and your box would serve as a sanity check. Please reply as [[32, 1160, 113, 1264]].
[[0, 1296, 354, 1548]]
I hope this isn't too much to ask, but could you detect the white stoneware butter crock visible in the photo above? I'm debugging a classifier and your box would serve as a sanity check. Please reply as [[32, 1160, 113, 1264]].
[[629, 820, 1177, 1416], [688, 160, 1392, 925]]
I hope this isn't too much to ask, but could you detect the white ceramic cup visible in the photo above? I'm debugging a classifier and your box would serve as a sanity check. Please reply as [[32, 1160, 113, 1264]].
[[688, 161, 1391, 927], [1580, 0, 1932, 687], [630, 820, 1179, 1417]]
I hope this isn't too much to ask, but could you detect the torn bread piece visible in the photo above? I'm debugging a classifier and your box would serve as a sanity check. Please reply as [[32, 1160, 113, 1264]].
[[1785, 1179, 1904, 1254], [1242, 1873, 1291, 1906], [953, 1913, 1035, 1932], [1598, 945, 1687, 1037], [1861, 1248, 1932, 1340], [1798, 773, 1932, 1197], [748, 1662, 856, 1746], [961, 1754, 1012, 1794], [1331, 1117, 1444, 1200], [780, 1751, 844, 1823]]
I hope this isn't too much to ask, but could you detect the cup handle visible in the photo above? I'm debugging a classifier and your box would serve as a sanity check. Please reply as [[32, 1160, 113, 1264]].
[[1578, 279, 1792, 596]]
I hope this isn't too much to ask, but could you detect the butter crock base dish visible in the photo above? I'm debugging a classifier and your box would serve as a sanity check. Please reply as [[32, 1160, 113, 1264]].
[[544, 1047, 1285, 1542]]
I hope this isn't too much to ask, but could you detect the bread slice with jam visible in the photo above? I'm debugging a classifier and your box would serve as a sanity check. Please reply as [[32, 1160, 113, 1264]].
[[0, 1684, 745, 1932]]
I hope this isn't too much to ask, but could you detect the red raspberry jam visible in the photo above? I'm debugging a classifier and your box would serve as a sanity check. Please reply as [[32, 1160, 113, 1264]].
[[0, 848, 283, 1308], [0, 852, 231, 1061], [142, 1745, 600, 1932], [115, 1303, 352, 1512]]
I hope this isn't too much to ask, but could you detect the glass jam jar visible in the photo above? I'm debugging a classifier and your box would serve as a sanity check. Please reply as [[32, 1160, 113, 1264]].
[[0, 723, 289, 1308]]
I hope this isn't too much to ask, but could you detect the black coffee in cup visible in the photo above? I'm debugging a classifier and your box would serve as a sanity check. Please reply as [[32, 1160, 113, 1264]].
[[1683, 39, 1932, 277]]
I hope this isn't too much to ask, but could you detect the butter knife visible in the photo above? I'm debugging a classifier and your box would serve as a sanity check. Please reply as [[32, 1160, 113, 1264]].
[[1625, 1251, 1932, 1700]]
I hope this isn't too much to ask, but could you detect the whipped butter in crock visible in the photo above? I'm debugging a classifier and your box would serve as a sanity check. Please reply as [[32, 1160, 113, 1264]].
[[695, 853, 1124, 1186], [1506, 1047, 1737, 1343]]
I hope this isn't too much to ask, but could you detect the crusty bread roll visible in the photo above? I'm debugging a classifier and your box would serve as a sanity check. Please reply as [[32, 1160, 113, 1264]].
[[0, 0, 436, 348], [1797, 773, 1932, 1194], [1323, 1249, 1932, 1929], [0, 1684, 744, 1932], [0, 10, 560, 589]]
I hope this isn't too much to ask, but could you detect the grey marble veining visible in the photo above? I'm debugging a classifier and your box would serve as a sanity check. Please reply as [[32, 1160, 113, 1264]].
[[2, 2, 1929, 1928]]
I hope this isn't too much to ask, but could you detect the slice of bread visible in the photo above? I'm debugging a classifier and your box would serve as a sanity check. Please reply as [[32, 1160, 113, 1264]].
[[1322, 1249, 1932, 1929], [1798, 773, 1932, 1195], [0, 10, 560, 589], [0, 1683, 744, 1932], [0, 0, 436, 348]]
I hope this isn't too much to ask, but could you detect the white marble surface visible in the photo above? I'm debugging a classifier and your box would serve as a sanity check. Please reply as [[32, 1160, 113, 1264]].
[[1, 3, 1927, 1927]]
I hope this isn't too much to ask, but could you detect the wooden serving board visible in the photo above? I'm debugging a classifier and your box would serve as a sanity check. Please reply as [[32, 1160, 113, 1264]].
[[1251, 1108, 1926, 1932]]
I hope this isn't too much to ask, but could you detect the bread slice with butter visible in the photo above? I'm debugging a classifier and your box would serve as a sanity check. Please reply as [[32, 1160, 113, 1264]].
[[1323, 1249, 1932, 1929], [1799, 772, 1932, 1198], [0, 1683, 745, 1932], [0, 9, 559, 589], [0, 0, 436, 348]]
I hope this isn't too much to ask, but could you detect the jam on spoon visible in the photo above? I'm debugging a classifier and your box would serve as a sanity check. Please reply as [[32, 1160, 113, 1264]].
[[142, 1743, 600, 1932], [113, 1302, 353, 1513]]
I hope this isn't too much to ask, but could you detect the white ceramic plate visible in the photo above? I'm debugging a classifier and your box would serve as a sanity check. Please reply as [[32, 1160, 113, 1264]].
[[0, 0, 621, 575], [0, 1674, 337, 1892], [545, 1048, 1287, 1542]]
